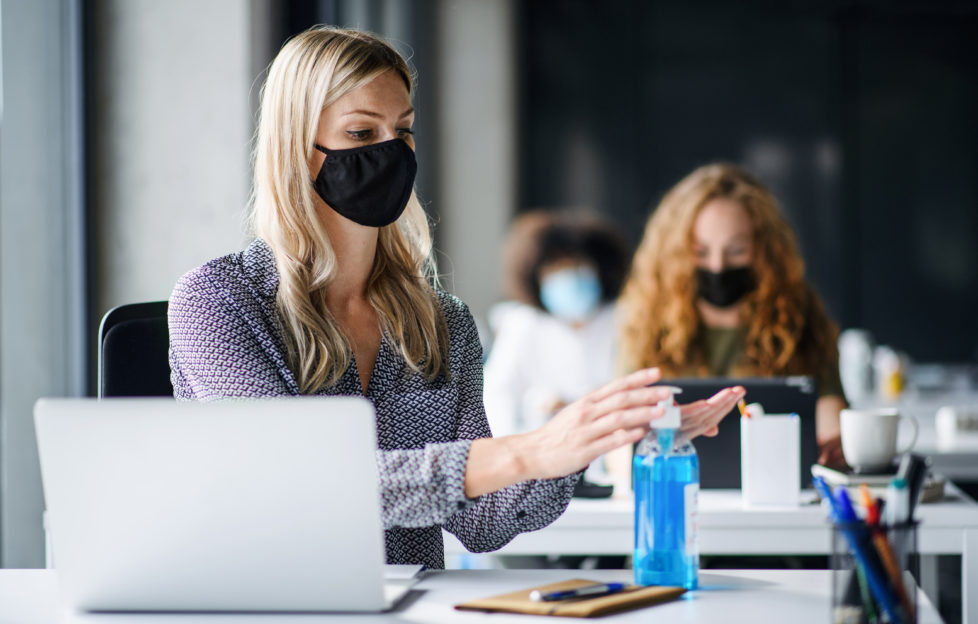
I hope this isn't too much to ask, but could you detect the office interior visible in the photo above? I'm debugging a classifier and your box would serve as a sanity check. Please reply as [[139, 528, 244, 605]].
[[1, 0, 976, 622]]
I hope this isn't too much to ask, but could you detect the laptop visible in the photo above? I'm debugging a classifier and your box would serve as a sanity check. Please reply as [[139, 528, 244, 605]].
[[34, 396, 417, 613], [655, 376, 819, 489]]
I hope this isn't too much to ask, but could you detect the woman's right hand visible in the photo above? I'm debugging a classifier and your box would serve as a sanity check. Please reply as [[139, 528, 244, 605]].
[[512, 368, 668, 481]]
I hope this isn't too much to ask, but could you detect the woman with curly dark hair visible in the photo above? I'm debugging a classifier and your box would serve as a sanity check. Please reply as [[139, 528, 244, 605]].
[[617, 163, 846, 467]]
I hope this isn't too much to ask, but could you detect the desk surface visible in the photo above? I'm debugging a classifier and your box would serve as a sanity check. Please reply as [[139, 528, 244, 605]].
[[0, 568, 942, 623], [445, 483, 978, 557]]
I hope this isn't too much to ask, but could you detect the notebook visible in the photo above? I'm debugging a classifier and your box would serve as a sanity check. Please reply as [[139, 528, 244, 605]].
[[656, 376, 819, 489], [34, 396, 416, 613], [810, 464, 946, 504]]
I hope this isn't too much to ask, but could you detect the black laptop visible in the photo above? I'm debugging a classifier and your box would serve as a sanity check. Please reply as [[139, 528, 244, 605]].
[[654, 376, 819, 489]]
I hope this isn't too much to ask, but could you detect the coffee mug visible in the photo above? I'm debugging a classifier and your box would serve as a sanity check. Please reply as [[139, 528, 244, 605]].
[[840, 408, 918, 473]]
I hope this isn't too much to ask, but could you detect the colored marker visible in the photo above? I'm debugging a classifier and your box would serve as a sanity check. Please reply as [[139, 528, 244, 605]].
[[738, 398, 749, 418], [864, 484, 915, 619]]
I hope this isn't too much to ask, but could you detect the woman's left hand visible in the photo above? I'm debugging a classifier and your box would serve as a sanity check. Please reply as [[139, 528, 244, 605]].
[[817, 435, 847, 469], [678, 386, 746, 439]]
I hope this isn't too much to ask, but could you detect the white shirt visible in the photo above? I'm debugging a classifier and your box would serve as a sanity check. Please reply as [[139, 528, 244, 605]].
[[483, 302, 619, 482]]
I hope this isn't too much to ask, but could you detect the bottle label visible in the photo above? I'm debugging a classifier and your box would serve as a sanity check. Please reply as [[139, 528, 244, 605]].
[[685, 482, 698, 554]]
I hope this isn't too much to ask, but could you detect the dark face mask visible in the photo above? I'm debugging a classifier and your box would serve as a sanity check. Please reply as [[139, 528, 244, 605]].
[[312, 138, 417, 227], [696, 266, 755, 308]]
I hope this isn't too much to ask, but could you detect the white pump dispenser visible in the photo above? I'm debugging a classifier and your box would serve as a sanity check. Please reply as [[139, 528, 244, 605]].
[[652, 386, 682, 458], [655, 386, 682, 429]]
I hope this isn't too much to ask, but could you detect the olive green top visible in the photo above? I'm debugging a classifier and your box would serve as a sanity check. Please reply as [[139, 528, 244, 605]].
[[701, 326, 845, 399]]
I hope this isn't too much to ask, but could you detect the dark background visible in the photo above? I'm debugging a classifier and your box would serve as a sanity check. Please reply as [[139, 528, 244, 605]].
[[274, 0, 978, 364], [516, 0, 978, 363]]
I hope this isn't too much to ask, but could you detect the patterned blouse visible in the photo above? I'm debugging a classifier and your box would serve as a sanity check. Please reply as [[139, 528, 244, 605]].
[[168, 238, 578, 569]]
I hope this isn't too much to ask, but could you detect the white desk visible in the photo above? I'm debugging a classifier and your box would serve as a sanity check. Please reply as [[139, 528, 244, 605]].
[[0, 568, 943, 623], [445, 485, 978, 622]]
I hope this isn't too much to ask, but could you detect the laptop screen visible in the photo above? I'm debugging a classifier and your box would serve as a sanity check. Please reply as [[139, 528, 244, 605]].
[[655, 376, 819, 489], [35, 397, 393, 612]]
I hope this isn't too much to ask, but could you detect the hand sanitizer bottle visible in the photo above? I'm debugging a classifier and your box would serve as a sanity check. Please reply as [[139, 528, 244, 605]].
[[633, 386, 699, 589]]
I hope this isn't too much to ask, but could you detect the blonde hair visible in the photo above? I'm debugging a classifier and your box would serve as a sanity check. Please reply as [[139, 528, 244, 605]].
[[618, 163, 838, 378], [251, 25, 448, 393]]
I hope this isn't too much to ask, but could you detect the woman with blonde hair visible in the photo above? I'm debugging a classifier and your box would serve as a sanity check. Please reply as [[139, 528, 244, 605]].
[[168, 26, 743, 569], [618, 163, 845, 467]]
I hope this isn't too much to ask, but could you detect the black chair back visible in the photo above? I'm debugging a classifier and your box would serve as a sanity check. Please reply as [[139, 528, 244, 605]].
[[98, 301, 173, 398]]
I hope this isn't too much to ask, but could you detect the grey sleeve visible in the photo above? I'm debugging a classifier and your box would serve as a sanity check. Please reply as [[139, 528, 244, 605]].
[[439, 296, 579, 552], [375, 440, 475, 529], [167, 270, 293, 401]]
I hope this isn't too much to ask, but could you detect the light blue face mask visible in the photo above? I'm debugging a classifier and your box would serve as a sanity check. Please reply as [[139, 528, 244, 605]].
[[539, 267, 602, 322]]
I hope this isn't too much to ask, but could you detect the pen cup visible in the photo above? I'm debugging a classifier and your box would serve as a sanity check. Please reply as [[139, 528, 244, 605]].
[[830, 520, 919, 624]]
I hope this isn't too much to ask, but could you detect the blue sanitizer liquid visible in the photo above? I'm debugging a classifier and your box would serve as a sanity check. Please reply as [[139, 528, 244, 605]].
[[633, 429, 699, 589]]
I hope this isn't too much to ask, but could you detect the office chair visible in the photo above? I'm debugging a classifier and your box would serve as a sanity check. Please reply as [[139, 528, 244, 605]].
[[98, 300, 173, 398]]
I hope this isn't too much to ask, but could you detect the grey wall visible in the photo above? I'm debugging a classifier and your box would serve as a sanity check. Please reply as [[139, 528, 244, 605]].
[[435, 0, 515, 326], [92, 0, 254, 322], [0, 0, 87, 567]]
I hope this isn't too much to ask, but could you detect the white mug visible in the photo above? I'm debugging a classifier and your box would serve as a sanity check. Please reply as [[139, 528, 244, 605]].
[[840, 408, 918, 473]]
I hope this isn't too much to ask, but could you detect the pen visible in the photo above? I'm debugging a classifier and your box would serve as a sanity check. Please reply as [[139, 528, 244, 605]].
[[857, 484, 879, 526], [861, 484, 915, 619], [885, 478, 909, 527], [854, 566, 878, 623], [896, 453, 929, 521], [529, 582, 626, 602], [885, 476, 912, 598], [834, 487, 861, 524]]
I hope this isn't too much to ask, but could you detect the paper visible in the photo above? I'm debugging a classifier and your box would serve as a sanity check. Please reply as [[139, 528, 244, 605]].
[[383, 564, 425, 580]]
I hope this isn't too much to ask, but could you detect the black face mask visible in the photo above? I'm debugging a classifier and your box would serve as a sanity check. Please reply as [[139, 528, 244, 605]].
[[696, 267, 756, 308], [312, 138, 417, 227]]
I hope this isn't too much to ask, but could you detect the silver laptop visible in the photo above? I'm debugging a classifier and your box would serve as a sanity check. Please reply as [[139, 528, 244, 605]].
[[34, 397, 416, 613]]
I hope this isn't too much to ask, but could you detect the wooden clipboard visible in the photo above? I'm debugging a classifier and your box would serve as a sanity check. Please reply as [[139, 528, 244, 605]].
[[454, 578, 685, 618]]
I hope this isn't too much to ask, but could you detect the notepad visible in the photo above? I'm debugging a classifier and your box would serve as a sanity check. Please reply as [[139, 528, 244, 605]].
[[454, 578, 685, 618]]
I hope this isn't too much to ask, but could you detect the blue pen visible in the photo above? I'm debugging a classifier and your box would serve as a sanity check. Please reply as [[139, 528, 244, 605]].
[[834, 488, 864, 525], [814, 478, 904, 623], [530, 582, 626, 602]]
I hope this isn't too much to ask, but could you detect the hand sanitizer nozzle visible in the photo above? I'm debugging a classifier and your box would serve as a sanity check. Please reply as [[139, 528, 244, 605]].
[[654, 385, 682, 430]]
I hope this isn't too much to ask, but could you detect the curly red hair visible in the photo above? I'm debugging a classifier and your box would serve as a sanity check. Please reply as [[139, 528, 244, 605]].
[[618, 163, 839, 379]]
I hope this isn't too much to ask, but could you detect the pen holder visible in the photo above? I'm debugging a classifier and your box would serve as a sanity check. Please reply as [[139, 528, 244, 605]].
[[830, 520, 919, 624]]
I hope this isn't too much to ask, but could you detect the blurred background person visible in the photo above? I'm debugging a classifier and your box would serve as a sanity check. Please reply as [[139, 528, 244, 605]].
[[484, 210, 630, 488], [617, 163, 847, 469]]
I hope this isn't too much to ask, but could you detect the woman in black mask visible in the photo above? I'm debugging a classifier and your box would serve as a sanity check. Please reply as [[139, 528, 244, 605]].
[[617, 163, 845, 468], [168, 26, 743, 569]]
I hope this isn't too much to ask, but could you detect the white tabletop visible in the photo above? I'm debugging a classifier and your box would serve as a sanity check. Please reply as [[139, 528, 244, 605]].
[[0, 568, 943, 623], [445, 483, 978, 557]]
